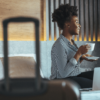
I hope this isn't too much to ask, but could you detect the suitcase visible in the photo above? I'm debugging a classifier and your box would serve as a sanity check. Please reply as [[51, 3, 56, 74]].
[[0, 17, 81, 100]]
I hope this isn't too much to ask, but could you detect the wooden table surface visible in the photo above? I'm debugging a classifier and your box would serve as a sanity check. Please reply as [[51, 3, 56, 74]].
[[81, 90, 100, 100]]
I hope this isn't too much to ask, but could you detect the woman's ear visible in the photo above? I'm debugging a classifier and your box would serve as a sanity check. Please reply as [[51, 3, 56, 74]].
[[66, 24, 70, 28], [65, 22, 70, 28], [64, 24, 70, 28]]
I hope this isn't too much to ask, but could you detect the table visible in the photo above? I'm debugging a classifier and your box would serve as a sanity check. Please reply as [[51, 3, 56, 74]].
[[81, 90, 100, 100]]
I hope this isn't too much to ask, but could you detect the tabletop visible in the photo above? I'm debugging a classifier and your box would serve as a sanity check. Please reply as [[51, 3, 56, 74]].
[[81, 90, 100, 100]]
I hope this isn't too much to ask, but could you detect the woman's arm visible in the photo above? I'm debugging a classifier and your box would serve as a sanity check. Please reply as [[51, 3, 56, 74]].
[[52, 45, 80, 78], [74, 44, 91, 62], [51, 44, 91, 78], [74, 51, 81, 61]]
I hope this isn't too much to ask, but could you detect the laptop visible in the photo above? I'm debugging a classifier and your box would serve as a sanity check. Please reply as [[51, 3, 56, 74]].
[[92, 67, 100, 91], [80, 67, 100, 91], [0, 60, 4, 80]]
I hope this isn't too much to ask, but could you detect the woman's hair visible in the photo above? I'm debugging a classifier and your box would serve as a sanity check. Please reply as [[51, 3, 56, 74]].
[[52, 4, 78, 29]]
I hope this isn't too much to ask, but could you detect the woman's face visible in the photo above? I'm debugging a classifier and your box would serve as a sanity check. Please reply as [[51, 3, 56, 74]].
[[68, 16, 81, 35]]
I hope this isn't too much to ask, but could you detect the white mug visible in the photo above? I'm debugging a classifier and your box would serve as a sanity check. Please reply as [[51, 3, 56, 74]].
[[85, 43, 95, 51]]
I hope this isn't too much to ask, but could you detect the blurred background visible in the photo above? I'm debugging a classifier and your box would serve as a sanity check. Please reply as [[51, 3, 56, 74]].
[[0, 0, 100, 79]]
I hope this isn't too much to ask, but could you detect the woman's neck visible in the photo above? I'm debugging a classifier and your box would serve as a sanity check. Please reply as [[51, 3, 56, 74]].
[[62, 31, 73, 43]]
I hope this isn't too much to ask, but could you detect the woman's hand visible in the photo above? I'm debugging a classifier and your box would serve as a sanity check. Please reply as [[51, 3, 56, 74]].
[[77, 44, 91, 55], [74, 44, 91, 62], [80, 54, 98, 63]]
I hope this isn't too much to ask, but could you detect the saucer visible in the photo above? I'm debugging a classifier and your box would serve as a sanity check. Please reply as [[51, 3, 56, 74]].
[[86, 56, 99, 60]]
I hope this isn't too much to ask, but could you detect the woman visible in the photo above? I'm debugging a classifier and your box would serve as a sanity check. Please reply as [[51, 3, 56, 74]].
[[50, 4, 97, 88]]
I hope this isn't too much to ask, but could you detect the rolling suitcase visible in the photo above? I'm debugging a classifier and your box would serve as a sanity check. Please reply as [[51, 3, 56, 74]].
[[0, 17, 81, 100]]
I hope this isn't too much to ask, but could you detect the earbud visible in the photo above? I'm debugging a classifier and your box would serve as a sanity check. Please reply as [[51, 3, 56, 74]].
[[65, 24, 70, 28], [68, 25, 70, 28]]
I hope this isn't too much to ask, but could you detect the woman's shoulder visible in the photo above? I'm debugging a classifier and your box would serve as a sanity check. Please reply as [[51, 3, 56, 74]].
[[52, 37, 63, 47], [52, 37, 68, 52]]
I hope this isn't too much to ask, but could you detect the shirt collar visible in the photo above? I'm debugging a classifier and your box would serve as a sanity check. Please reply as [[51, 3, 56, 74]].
[[60, 34, 71, 44], [60, 34, 78, 51]]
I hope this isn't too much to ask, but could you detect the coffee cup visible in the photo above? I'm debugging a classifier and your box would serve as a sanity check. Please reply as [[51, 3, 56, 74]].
[[85, 43, 95, 51]]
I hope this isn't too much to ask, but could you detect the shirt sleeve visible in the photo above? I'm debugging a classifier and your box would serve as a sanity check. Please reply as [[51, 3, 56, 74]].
[[69, 63, 81, 76], [69, 58, 77, 65], [52, 44, 78, 78]]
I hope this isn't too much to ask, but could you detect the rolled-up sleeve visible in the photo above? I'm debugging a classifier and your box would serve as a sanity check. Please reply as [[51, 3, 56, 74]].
[[52, 44, 78, 78], [69, 58, 77, 66]]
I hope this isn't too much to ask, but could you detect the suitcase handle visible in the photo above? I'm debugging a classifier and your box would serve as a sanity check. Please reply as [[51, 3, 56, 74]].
[[3, 17, 41, 91]]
